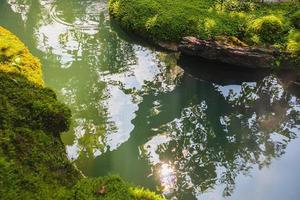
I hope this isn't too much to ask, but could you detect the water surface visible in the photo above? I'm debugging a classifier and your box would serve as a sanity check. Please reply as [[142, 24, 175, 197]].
[[1, 1, 300, 199]]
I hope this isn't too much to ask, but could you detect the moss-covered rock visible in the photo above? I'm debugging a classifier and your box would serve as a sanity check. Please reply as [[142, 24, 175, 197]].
[[0, 72, 80, 200], [109, 0, 300, 57], [0, 27, 163, 200]]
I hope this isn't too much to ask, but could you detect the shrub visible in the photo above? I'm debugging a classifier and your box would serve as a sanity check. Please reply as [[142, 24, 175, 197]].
[[246, 15, 285, 44], [287, 30, 300, 55], [215, 0, 256, 12]]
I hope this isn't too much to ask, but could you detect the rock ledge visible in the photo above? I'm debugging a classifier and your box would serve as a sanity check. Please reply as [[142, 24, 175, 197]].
[[179, 36, 299, 69]]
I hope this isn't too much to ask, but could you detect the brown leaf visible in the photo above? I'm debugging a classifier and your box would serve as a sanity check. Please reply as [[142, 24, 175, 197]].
[[95, 186, 107, 196]]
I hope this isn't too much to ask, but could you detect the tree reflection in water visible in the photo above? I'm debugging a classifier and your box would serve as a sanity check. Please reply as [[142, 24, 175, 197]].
[[142, 74, 300, 198]]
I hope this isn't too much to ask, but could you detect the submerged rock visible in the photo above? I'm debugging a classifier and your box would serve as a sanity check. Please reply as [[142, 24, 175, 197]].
[[179, 36, 300, 69]]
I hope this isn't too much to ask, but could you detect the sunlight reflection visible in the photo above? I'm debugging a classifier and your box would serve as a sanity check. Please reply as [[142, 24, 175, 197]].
[[159, 163, 177, 195]]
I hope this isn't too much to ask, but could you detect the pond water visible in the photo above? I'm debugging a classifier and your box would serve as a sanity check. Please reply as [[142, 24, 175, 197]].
[[1, 0, 300, 199]]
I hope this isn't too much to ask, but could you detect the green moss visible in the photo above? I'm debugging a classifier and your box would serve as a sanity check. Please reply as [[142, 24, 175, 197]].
[[109, 0, 300, 55], [0, 27, 163, 200], [72, 176, 164, 200], [109, 0, 244, 41], [0, 26, 43, 85], [0, 72, 79, 200]]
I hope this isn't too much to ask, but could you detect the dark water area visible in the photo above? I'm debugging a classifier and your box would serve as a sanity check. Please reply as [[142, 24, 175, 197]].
[[1, 0, 300, 199]]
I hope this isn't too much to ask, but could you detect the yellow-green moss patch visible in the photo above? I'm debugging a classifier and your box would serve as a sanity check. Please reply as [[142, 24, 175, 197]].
[[0, 26, 43, 85]]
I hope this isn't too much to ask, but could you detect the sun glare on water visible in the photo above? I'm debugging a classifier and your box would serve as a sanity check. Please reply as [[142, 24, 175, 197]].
[[159, 163, 177, 195]]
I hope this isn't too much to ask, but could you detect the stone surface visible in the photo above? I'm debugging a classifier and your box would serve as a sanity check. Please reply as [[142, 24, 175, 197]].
[[157, 41, 179, 51], [178, 36, 299, 69]]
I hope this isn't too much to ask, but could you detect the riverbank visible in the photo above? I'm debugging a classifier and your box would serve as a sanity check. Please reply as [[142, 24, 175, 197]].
[[109, 0, 300, 68], [0, 26, 163, 200]]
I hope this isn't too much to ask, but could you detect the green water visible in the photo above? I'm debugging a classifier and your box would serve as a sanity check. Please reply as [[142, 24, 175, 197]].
[[1, 0, 300, 199]]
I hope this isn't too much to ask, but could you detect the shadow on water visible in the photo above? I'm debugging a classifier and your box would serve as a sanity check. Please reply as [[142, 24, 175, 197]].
[[178, 54, 300, 86], [178, 55, 272, 85], [179, 54, 300, 101]]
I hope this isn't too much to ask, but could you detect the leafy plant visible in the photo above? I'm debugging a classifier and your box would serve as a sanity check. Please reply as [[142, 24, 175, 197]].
[[246, 15, 286, 44], [287, 29, 300, 55], [215, 0, 257, 12]]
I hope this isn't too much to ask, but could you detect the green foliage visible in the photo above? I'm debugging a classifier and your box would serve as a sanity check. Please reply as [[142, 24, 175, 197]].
[[109, 0, 246, 41], [215, 0, 257, 12], [0, 26, 43, 85], [109, 0, 300, 55], [246, 15, 286, 44], [291, 10, 300, 29], [287, 29, 300, 55]]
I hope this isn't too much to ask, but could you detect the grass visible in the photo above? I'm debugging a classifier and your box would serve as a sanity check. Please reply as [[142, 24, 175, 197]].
[[109, 0, 300, 55], [0, 26, 164, 200]]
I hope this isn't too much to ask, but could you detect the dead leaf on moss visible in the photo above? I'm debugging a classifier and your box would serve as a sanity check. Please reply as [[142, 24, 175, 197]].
[[96, 186, 107, 196]]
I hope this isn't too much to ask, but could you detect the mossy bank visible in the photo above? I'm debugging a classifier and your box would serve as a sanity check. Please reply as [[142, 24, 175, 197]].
[[109, 0, 300, 67], [0, 26, 163, 200]]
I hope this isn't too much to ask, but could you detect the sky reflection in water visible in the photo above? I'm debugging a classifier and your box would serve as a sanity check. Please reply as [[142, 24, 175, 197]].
[[2, 0, 300, 199]]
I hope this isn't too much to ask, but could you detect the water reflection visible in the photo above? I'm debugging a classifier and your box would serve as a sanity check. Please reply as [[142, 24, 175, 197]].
[[159, 163, 177, 195], [7, 0, 30, 22], [3, 0, 300, 199], [4, 0, 182, 160], [141, 74, 300, 198]]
